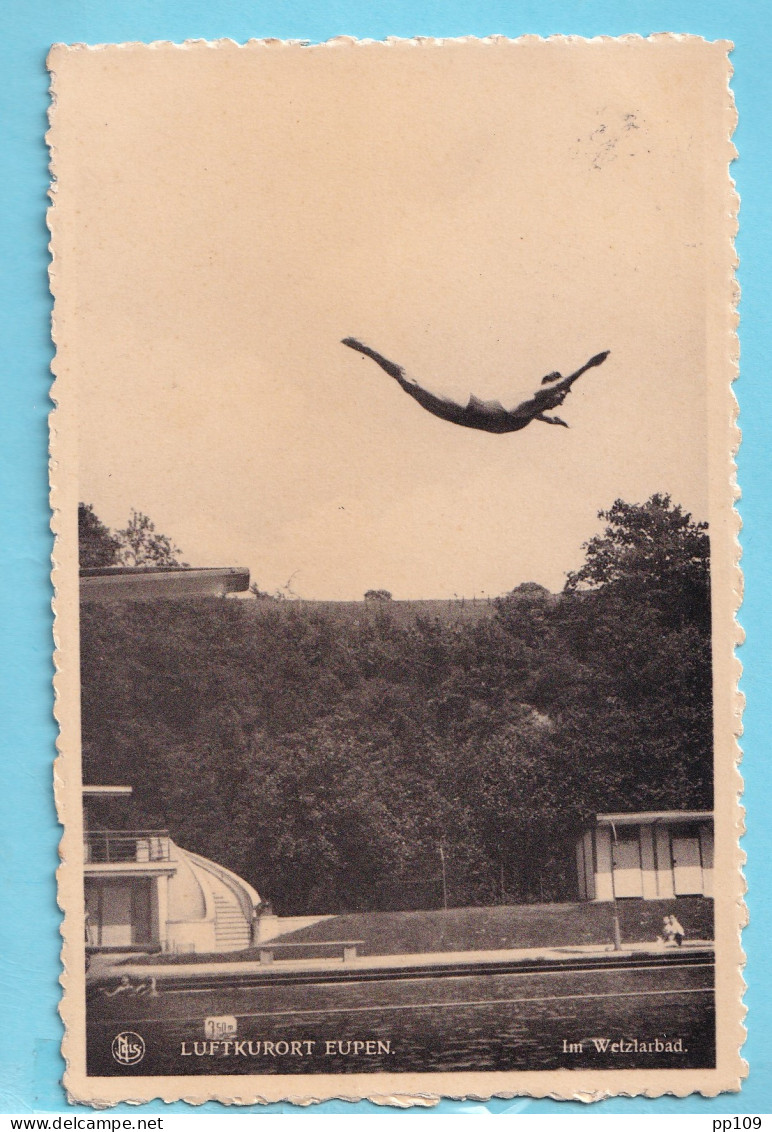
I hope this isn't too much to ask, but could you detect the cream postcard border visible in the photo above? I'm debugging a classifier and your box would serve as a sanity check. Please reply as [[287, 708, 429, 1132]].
[[48, 34, 744, 1105]]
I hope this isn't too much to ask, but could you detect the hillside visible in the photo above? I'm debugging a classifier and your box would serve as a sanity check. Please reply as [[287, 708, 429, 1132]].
[[80, 497, 712, 916], [247, 596, 502, 627]]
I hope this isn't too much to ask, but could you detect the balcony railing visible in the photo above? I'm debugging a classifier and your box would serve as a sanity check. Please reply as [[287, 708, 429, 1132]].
[[85, 830, 171, 864]]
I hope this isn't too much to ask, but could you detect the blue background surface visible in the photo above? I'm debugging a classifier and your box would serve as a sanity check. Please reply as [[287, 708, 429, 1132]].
[[0, 0, 767, 1115]]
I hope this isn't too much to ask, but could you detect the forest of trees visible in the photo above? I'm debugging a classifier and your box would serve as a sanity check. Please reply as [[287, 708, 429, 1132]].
[[79, 495, 712, 915]]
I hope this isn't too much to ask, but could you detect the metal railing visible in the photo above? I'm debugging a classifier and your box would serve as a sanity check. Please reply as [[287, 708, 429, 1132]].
[[85, 830, 171, 864]]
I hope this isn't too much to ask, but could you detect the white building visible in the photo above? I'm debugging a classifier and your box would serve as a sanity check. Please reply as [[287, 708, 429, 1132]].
[[84, 786, 260, 954], [576, 810, 714, 902]]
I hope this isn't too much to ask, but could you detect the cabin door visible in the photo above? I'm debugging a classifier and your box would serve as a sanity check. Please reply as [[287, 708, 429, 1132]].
[[98, 880, 134, 946], [611, 831, 643, 898], [88, 878, 154, 946], [672, 837, 703, 895], [131, 878, 154, 943]]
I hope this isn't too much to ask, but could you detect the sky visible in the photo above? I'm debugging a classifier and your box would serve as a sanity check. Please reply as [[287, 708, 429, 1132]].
[[50, 36, 733, 599]]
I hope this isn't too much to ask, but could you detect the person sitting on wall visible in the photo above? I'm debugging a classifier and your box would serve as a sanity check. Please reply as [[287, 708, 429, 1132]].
[[668, 913, 686, 947]]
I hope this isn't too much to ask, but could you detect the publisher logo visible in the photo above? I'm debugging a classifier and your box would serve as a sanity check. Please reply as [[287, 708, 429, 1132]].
[[111, 1031, 145, 1065]]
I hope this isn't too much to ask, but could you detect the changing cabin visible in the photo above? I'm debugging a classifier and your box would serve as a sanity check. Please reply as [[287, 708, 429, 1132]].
[[576, 810, 714, 902]]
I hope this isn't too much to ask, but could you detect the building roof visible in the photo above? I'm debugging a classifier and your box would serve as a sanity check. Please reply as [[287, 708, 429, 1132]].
[[80, 565, 250, 603], [82, 785, 133, 797], [595, 810, 713, 826]]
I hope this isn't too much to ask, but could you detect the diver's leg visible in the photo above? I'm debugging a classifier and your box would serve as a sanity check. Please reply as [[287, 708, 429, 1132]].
[[342, 338, 405, 380], [535, 413, 569, 427]]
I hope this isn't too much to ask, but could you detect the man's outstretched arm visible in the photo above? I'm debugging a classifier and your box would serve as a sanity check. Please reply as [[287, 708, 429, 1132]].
[[535, 412, 569, 427]]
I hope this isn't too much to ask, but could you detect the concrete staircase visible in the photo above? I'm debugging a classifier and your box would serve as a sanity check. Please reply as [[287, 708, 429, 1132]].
[[212, 891, 251, 951]]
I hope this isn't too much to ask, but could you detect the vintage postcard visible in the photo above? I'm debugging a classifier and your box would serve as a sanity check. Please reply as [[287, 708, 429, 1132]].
[[48, 35, 743, 1104]]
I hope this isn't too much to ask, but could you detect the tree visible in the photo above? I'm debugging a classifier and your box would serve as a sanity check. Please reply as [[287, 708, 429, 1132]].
[[78, 502, 121, 567], [504, 582, 552, 600], [565, 494, 710, 632], [553, 494, 713, 817], [79, 503, 186, 569], [114, 509, 185, 567], [249, 582, 283, 601], [364, 589, 392, 601]]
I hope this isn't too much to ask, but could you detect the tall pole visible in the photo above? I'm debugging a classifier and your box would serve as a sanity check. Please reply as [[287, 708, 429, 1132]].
[[439, 845, 448, 911]]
